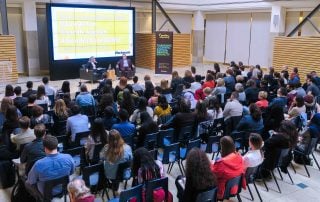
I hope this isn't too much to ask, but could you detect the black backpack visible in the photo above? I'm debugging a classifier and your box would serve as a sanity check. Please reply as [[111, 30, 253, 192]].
[[11, 178, 36, 202]]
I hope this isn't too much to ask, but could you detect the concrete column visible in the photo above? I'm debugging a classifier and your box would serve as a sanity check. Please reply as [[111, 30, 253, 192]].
[[192, 10, 205, 63], [269, 6, 286, 66], [22, 0, 40, 76]]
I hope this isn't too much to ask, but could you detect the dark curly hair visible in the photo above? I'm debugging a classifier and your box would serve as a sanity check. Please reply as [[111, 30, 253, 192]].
[[278, 120, 298, 148], [249, 103, 262, 122], [185, 148, 216, 190]]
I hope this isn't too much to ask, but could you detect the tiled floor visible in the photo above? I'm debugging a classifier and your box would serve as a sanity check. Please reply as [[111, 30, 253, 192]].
[[1, 65, 320, 202]]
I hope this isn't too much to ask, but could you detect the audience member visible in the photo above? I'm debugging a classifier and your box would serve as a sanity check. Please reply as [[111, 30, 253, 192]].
[[183, 70, 195, 84], [57, 80, 70, 96], [211, 136, 244, 200], [144, 80, 155, 101], [148, 86, 161, 107], [22, 81, 37, 98], [30, 105, 50, 129], [202, 73, 215, 89], [154, 95, 171, 118], [306, 75, 320, 97], [42, 76, 56, 97], [287, 95, 306, 120], [182, 82, 197, 110], [223, 92, 243, 121], [5, 84, 16, 99], [112, 109, 135, 138], [137, 112, 158, 148], [35, 85, 50, 106], [224, 69, 236, 93], [115, 76, 129, 98], [171, 71, 184, 93], [21, 94, 37, 118], [2, 106, 20, 151], [0, 97, 14, 130], [21, 123, 46, 174], [160, 79, 172, 102], [130, 97, 153, 124], [243, 133, 263, 168], [235, 83, 246, 103], [76, 84, 95, 107], [119, 88, 135, 116], [211, 78, 226, 97], [52, 99, 69, 135], [10, 116, 35, 150], [269, 87, 288, 109], [245, 79, 259, 104], [97, 93, 118, 117], [67, 178, 95, 202], [190, 75, 202, 93], [102, 106, 118, 130], [13, 86, 28, 111], [66, 105, 89, 142], [25, 135, 74, 199], [132, 76, 144, 93], [236, 103, 263, 133], [207, 96, 223, 120], [255, 91, 268, 110]]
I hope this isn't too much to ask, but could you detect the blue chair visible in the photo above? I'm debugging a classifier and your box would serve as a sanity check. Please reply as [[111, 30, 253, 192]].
[[197, 120, 214, 138], [231, 131, 247, 153], [157, 143, 183, 174], [122, 135, 134, 149], [221, 175, 242, 201], [145, 177, 169, 202], [75, 131, 90, 147], [201, 135, 221, 160], [180, 139, 201, 173], [178, 125, 194, 144], [82, 163, 105, 195], [158, 129, 174, 147], [196, 187, 218, 202], [293, 137, 320, 177], [48, 94, 55, 108], [149, 149, 158, 160], [157, 114, 173, 125], [109, 184, 143, 202], [43, 175, 69, 202], [144, 132, 159, 150]]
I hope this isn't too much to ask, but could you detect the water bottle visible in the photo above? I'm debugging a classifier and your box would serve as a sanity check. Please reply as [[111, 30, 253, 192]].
[[58, 143, 63, 152]]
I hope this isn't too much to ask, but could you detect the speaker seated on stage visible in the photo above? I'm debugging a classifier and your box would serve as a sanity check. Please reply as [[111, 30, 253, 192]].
[[85, 56, 97, 70], [116, 54, 135, 79]]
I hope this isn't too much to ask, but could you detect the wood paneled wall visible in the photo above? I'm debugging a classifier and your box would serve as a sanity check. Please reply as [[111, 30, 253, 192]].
[[0, 35, 18, 83], [135, 33, 191, 69], [273, 37, 320, 81]]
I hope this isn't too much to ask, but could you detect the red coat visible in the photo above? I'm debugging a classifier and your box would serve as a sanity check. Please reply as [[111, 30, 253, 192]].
[[202, 80, 216, 89], [211, 152, 246, 199]]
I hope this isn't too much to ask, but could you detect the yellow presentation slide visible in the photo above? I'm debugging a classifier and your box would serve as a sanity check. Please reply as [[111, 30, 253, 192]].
[[51, 7, 133, 60]]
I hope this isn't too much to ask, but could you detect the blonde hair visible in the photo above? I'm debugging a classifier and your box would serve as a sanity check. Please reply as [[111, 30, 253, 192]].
[[54, 99, 69, 118], [258, 91, 268, 99], [216, 78, 225, 87], [67, 178, 91, 200], [105, 129, 125, 163], [160, 79, 169, 90]]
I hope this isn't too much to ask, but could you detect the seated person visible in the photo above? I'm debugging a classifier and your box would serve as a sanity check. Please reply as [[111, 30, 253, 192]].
[[112, 109, 135, 138], [21, 94, 37, 118], [116, 54, 135, 78], [85, 56, 97, 70], [137, 112, 158, 148], [14, 86, 28, 111], [30, 105, 51, 129], [176, 148, 216, 202], [235, 103, 264, 133], [255, 91, 268, 110], [223, 91, 243, 122], [22, 81, 37, 98], [52, 99, 69, 135], [154, 95, 171, 118], [286, 95, 306, 120], [76, 84, 96, 107], [132, 76, 144, 94], [102, 106, 118, 131], [42, 76, 56, 97], [100, 129, 132, 181], [67, 178, 95, 202], [66, 105, 89, 143], [132, 147, 164, 186], [25, 135, 74, 199], [10, 116, 36, 150], [130, 97, 154, 124], [269, 87, 288, 110], [207, 96, 223, 120], [211, 136, 244, 200], [243, 133, 264, 169], [34, 85, 50, 107], [21, 124, 46, 175]]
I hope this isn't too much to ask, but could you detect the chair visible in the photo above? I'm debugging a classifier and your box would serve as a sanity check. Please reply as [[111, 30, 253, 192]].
[[201, 135, 221, 160], [231, 131, 247, 153], [90, 143, 104, 165], [42, 175, 69, 202], [91, 88, 101, 101], [157, 114, 173, 125], [109, 184, 143, 202], [178, 125, 194, 144], [62, 146, 84, 168], [82, 163, 105, 195], [158, 129, 174, 147], [75, 131, 90, 146], [224, 116, 242, 136], [145, 177, 169, 202], [149, 149, 158, 160], [221, 175, 242, 201], [56, 135, 67, 144], [197, 120, 214, 138], [213, 118, 225, 136], [293, 137, 320, 177], [180, 139, 201, 173], [48, 95, 55, 108], [122, 135, 134, 149], [157, 143, 183, 174], [196, 187, 218, 202], [107, 160, 132, 196], [245, 166, 265, 201], [144, 132, 159, 150], [38, 103, 48, 112], [52, 120, 67, 136], [116, 66, 136, 78]]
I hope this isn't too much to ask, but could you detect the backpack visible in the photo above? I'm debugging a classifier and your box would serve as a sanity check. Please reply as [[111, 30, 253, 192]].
[[11, 178, 36, 202]]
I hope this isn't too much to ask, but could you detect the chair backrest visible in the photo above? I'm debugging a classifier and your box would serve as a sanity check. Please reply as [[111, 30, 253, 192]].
[[38, 103, 48, 112], [178, 125, 194, 143], [122, 135, 134, 148], [206, 136, 221, 153], [145, 177, 169, 202], [144, 132, 159, 150], [62, 146, 83, 157], [245, 165, 260, 184], [158, 129, 174, 147], [198, 120, 214, 137], [275, 148, 290, 168], [75, 131, 90, 146], [48, 95, 55, 107], [116, 160, 132, 180], [158, 114, 173, 125], [43, 175, 69, 201], [162, 143, 180, 164], [118, 184, 143, 202], [82, 163, 104, 189], [223, 175, 242, 199], [56, 135, 67, 144], [91, 143, 104, 164], [196, 187, 218, 202], [149, 149, 158, 160], [306, 137, 318, 155], [187, 139, 201, 153], [231, 131, 246, 151]]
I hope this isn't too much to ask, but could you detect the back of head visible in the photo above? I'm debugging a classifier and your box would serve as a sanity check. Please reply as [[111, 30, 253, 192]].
[[246, 79, 256, 88], [80, 84, 88, 92], [14, 86, 22, 96], [19, 116, 30, 130], [118, 109, 129, 121], [119, 76, 128, 86], [43, 135, 58, 151], [235, 83, 244, 92], [140, 111, 152, 123], [28, 94, 37, 104], [6, 105, 18, 121], [26, 81, 33, 89], [178, 98, 190, 113], [42, 76, 49, 84], [34, 123, 46, 138], [158, 95, 168, 109], [217, 78, 225, 87], [67, 178, 91, 200], [220, 136, 235, 157], [278, 87, 287, 96], [231, 91, 239, 100], [195, 75, 202, 82], [104, 106, 115, 118], [71, 105, 81, 115], [133, 76, 138, 83], [5, 84, 14, 97], [106, 129, 124, 162], [249, 103, 262, 121], [132, 147, 156, 175], [32, 105, 44, 117], [185, 148, 216, 189], [295, 95, 304, 107], [278, 120, 298, 148], [249, 133, 263, 150]]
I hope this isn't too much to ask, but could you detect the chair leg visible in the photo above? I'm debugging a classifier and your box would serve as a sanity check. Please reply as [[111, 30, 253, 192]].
[[167, 163, 172, 174], [253, 181, 263, 202], [177, 161, 184, 175], [247, 184, 254, 201], [277, 167, 283, 180], [262, 177, 269, 192], [181, 160, 186, 174], [211, 152, 215, 160], [302, 157, 310, 177], [124, 180, 128, 189], [291, 162, 296, 174], [271, 171, 281, 193], [312, 153, 320, 170], [237, 193, 242, 202], [287, 170, 294, 185]]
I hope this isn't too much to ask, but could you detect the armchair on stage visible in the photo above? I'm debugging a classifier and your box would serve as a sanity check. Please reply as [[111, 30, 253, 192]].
[[115, 66, 136, 79], [115, 55, 136, 79], [79, 64, 104, 82]]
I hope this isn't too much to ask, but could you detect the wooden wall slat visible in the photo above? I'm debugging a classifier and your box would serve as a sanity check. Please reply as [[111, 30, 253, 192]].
[[135, 33, 191, 70], [272, 37, 320, 82], [0, 35, 18, 83]]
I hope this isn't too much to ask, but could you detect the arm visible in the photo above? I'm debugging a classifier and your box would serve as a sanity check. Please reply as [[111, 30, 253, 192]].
[[20, 145, 27, 163], [222, 102, 231, 118], [26, 163, 38, 185]]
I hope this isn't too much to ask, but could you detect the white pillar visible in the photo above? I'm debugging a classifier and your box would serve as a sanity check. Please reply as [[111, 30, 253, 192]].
[[192, 10, 205, 63], [22, 0, 40, 76]]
